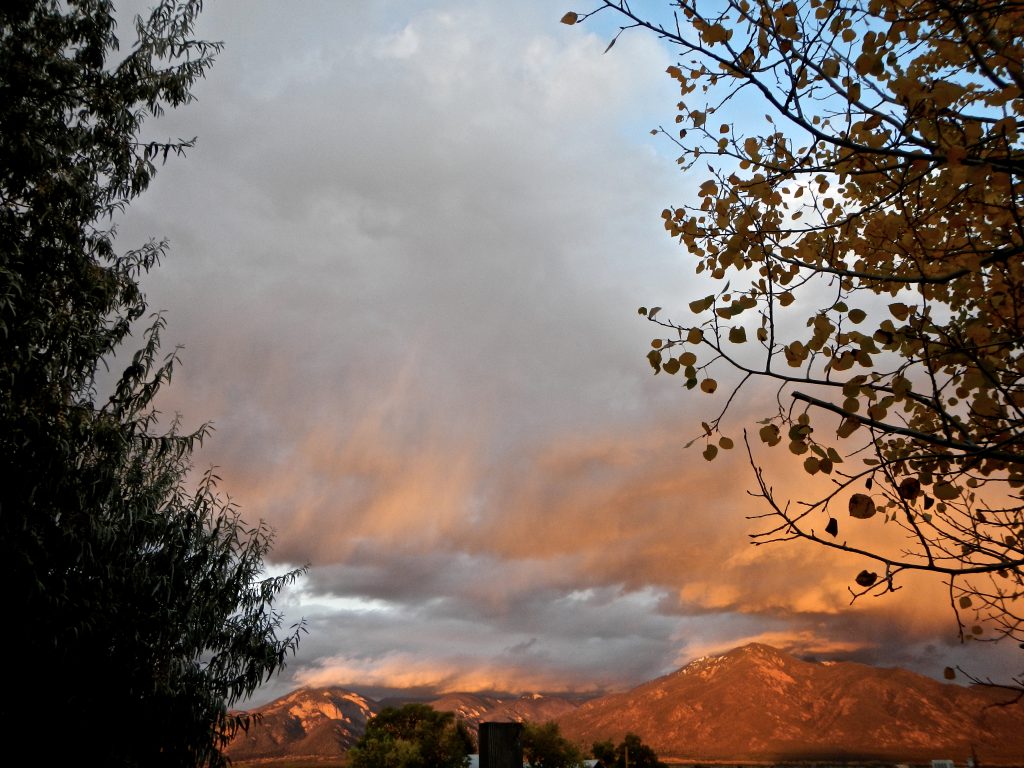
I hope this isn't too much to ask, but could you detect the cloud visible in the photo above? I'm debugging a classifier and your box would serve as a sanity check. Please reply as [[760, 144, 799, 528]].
[[281, 578, 684, 698], [108, 0, 1021, 704], [296, 651, 590, 697]]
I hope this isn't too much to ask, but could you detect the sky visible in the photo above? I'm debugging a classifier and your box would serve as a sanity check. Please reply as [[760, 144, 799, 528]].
[[114, 0, 1020, 705]]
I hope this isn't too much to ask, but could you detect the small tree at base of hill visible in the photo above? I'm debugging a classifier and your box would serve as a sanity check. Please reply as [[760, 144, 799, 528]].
[[522, 721, 585, 768], [592, 733, 666, 768], [592, 739, 617, 765], [564, 0, 1024, 686], [349, 704, 474, 768]]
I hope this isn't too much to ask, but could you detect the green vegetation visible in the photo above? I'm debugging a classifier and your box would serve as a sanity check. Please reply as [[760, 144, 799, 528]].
[[592, 733, 666, 768], [349, 704, 473, 768], [522, 721, 585, 768], [1, 2, 303, 766]]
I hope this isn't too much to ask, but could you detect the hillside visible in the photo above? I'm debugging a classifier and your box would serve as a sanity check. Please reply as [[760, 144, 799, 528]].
[[557, 643, 1024, 764], [227, 686, 378, 762]]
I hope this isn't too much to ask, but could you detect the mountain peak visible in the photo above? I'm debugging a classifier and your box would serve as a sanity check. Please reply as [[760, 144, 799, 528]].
[[228, 685, 380, 762], [729, 641, 794, 658], [678, 642, 794, 678], [559, 643, 1024, 764]]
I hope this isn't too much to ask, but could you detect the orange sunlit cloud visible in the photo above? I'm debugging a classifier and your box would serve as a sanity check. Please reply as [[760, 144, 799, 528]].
[[296, 651, 608, 696]]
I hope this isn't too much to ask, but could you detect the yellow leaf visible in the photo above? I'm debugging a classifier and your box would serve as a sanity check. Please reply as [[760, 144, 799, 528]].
[[702, 23, 730, 44], [830, 351, 855, 371], [689, 295, 714, 313], [759, 424, 782, 446], [898, 477, 921, 500], [946, 145, 967, 165], [854, 53, 876, 76], [849, 493, 876, 519], [784, 341, 806, 367], [855, 570, 878, 587], [647, 349, 661, 373], [888, 302, 909, 321], [560, 11, 578, 25]]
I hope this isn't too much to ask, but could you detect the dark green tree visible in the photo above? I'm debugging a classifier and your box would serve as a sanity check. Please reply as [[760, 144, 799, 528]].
[[521, 721, 584, 768], [1, 2, 303, 766], [349, 704, 474, 768], [592, 734, 665, 768], [619, 733, 666, 768], [592, 739, 616, 765]]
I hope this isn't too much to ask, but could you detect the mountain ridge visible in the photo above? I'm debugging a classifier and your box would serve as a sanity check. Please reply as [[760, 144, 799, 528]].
[[227, 643, 1024, 764], [557, 642, 1024, 763]]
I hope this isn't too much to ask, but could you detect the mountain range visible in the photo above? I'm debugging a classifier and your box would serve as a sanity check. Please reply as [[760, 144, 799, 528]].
[[226, 687, 583, 763], [227, 643, 1024, 765]]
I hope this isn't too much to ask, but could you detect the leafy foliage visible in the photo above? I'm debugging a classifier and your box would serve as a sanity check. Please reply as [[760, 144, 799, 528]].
[[349, 704, 473, 768], [591, 733, 666, 768], [522, 721, 584, 768], [592, 739, 617, 765], [567, 1, 1024, 684], [1, 2, 303, 766]]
